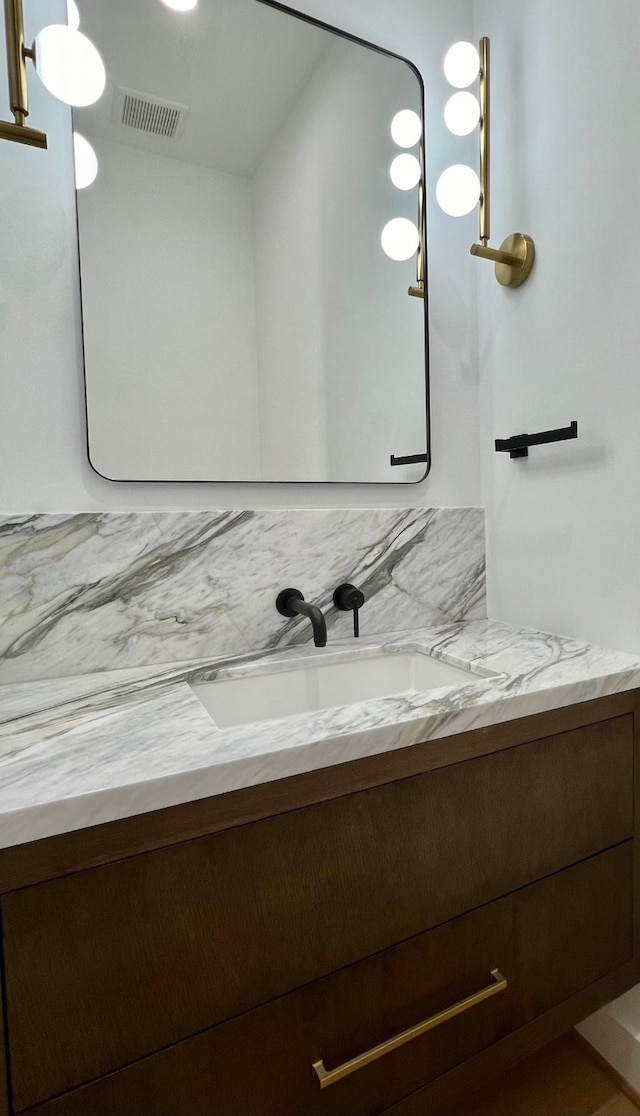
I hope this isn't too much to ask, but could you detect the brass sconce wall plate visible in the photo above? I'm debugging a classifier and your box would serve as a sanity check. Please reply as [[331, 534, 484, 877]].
[[470, 37, 534, 288], [471, 232, 535, 288]]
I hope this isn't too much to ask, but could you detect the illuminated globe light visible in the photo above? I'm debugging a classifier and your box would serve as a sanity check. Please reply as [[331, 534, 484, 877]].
[[390, 109, 421, 149], [443, 41, 480, 89], [381, 218, 420, 261], [66, 0, 80, 30], [160, 0, 198, 10], [390, 153, 421, 191], [34, 25, 106, 107], [444, 91, 480, 136], [436, 165, 481, 217], [73, 132, 98, 189]]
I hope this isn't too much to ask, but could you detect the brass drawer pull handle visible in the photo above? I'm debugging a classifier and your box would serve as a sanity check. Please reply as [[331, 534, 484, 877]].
[[312, 968, 507, 1089]]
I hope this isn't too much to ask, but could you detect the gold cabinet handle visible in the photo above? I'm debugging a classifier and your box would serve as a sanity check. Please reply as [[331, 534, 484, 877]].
[[312, 968, 507, 1089]]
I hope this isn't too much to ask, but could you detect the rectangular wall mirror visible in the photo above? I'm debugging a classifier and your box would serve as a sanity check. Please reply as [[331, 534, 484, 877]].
[[75, 0, 429, 483]]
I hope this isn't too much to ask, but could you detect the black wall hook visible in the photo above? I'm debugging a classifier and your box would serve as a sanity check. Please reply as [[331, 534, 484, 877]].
[[495, 421, 578, 459]]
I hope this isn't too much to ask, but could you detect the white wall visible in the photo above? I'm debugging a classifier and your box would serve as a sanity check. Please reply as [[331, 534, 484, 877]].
[[253, 38, 426, 482], [475, 0, 640, 654], [472, 0, 640, 1066], [0, 0, 479, 510], [251, 47, 330, 481], [78, 139, 262, 481]]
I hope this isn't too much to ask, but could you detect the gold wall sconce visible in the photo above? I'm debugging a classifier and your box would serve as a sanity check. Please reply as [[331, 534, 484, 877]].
[[438, 37, 535, 288], [380, 109, 426, 299], [1, 0, 106, 150], [1, 0, 47, 147], [408, 170, 425, 299]]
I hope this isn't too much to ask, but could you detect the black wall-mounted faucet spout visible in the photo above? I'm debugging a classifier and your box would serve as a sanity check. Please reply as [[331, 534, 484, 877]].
[[276, 588, 327, 648]]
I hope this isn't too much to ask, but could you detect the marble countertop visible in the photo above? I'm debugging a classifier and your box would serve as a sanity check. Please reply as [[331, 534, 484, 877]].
[[1, 619, 639, 850]]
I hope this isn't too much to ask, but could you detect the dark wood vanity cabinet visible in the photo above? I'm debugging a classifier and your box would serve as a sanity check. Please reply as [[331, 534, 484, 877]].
[[0, 692, 638, 1116]]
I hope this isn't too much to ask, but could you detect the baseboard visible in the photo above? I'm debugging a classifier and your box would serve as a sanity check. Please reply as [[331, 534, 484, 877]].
[[573, 1024, 640, 1108]]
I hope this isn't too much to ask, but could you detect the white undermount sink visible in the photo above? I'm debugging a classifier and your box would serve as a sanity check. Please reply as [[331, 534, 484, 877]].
[[190, 648, 495, 729]]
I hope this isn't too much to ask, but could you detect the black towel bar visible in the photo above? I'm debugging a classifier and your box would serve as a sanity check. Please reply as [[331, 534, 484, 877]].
[[495, 421, 578, 459]]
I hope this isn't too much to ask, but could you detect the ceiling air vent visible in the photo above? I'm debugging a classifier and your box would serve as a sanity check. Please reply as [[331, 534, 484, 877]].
[[111, 86, 188, 140]]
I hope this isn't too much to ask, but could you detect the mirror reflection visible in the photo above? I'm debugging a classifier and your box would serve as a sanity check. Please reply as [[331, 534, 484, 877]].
[[75, 0, 428, 482]]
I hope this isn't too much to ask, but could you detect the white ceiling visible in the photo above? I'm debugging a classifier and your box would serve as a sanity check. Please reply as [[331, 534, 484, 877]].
[[74, 0, 335, 176]]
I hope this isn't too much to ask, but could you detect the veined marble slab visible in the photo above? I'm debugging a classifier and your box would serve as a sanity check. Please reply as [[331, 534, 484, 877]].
[[0, 509, 485, 683], [0, 619, 639, 850]]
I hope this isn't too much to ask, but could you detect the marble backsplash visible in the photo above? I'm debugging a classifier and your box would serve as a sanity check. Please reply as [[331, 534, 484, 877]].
[[0, 508, 486, 683]]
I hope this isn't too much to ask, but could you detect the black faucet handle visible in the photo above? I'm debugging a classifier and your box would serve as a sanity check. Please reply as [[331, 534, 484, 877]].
[[334, 583, 365, 611], [333, 583, 365, 638]]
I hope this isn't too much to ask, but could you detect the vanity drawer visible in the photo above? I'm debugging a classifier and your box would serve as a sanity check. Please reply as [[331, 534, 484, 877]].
[[24, 844, 633, 1116], [3, 715, 632, 1110]]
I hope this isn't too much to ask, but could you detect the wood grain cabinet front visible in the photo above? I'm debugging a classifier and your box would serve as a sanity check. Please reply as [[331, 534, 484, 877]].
[[22, 845, 633, 1116], [0, 971, 7, 1116], [2, 716, 633, 1110]]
